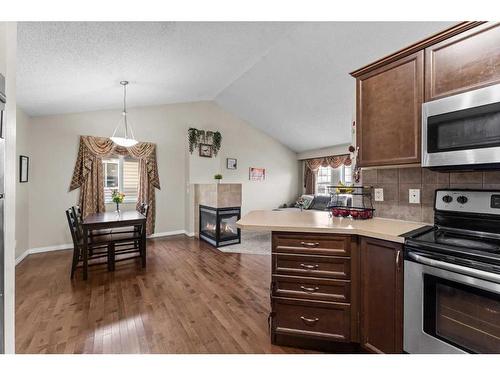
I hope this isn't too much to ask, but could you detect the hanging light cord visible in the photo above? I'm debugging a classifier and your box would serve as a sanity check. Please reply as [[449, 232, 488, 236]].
[[111, 81, 135, 142]]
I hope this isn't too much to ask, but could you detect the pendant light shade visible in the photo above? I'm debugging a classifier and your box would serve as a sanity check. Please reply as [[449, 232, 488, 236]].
[[111, 81, 138, 147]]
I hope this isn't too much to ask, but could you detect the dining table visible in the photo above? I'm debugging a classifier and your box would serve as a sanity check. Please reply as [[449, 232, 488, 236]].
[[81, 210, 147, 280]]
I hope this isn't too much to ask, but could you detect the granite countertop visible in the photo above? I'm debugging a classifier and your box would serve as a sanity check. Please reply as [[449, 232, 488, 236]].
[[237, 210, 429, 244]]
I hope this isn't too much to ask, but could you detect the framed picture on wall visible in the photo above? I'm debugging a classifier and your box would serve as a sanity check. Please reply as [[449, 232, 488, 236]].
[[249, 167, 265, 181], [20, 155, 29, 183], [199, 143, 212, 158], [226, 158, 237, 170]]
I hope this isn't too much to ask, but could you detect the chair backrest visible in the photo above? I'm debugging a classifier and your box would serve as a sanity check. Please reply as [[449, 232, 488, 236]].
[[139, 202, 149, 218], [65, 208, 81, 247], [73, 205, 83, 220], [71, 206, 84, 239]]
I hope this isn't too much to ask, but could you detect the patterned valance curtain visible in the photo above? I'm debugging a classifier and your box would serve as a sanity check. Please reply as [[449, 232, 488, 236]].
[[69, 135, 160, 235], [303, 154, 352, 195]]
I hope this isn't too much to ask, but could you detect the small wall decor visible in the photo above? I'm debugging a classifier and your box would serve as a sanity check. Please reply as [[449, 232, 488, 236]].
[[199, 143, 212, 158], [188, 127, 222, 157], [226, 158, 237, 170], [19, 155, 29, 183], [249, 167, 265, 181]]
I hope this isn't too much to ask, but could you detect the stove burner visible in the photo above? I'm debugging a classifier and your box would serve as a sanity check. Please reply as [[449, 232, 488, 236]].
[[434, 230, 500, 253]]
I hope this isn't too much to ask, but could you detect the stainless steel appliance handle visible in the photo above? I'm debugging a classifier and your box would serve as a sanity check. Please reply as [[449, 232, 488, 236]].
[[407, 251, 500, 284]]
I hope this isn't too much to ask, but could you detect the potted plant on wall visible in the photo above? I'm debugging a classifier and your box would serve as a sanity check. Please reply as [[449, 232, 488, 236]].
[[214, 174, 223, 184]]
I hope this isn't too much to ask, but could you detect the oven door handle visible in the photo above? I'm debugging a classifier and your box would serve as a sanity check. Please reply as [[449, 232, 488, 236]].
[[407, 251, 500, 284]]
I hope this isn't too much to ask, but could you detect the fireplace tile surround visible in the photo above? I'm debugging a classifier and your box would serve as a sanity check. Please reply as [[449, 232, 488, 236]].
[[362, 168, 500, 223]]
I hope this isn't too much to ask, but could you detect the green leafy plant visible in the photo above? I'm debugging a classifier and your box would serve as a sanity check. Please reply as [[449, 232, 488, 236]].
[[188, 128, 222, 155], [214, 174, 223, 180], [212, 131, 222, 156], [111, 189, 125, 204], [188, 128, 198, 154]]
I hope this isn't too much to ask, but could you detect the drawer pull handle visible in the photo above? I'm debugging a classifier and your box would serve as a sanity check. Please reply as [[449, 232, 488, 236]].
[[300, 316, 319, 325], [300, 263, 319, 270], [300, 285, 319, 293], [301, 241, 320, 248]]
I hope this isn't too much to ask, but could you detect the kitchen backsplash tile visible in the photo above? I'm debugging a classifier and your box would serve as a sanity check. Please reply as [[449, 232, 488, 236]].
[[361, 168, 500, 223]]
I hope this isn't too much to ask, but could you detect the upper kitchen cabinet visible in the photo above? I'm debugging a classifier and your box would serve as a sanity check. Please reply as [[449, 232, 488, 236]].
[[425, 22, 500, 101], [354, 51, 423, 167]]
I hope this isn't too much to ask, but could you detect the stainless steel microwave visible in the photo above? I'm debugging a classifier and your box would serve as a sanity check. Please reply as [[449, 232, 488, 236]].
[[422, 83, 500, 169]]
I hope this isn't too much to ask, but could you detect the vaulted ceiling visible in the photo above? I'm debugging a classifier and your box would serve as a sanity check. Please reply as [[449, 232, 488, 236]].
[[17, 21, 455, 152]]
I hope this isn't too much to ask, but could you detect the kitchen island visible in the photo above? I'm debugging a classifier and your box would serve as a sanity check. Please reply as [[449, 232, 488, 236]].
[[237, 210, 427, 353]]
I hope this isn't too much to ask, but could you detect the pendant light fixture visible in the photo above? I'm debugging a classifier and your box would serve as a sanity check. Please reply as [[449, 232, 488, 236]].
[[110, 80, 138, 147]]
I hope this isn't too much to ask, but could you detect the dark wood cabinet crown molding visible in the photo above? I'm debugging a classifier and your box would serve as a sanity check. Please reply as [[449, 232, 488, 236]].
[[350, 21, 484, 78]]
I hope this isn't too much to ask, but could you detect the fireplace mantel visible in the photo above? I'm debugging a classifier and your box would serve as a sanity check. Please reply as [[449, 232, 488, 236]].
[[193, 183, 242, 238]]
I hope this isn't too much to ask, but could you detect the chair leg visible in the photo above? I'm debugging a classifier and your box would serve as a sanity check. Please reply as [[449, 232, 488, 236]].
[[108, 243, 115, 272], [141, 233, 146, 268], [70, 246, 79, 279]]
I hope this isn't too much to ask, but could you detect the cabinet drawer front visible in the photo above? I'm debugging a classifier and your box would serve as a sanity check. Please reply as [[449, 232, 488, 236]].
[[273, 254, 350, 279], [273, 275, 350, 302], [273, 232, 351, 257], [272, 298, 351, 342]]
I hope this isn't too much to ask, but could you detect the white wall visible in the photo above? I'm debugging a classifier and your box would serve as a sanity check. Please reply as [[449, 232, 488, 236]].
[[1, 21, 17, 354], [25, 100, 299, 249], [15, 108, 30, 259]]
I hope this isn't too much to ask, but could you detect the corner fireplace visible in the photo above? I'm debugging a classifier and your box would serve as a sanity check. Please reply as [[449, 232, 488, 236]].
[[199, 205, 241, 247]]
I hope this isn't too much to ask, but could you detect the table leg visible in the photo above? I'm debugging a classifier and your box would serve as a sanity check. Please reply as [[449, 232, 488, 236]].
[[83, 227, 89, 280], [108, 242, 115, 272], [141, 223, 147, 268]]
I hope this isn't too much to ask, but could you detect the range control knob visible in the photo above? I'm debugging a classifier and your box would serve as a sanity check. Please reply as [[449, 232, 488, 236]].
[[457, 195, 468, 205], [442, 195, 453, 203]]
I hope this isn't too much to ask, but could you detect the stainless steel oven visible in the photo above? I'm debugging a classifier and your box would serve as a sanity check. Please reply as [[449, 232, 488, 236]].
[[404, 251, 500, 354], [422, 83, 500, 168], [404, 189, 500, 354]]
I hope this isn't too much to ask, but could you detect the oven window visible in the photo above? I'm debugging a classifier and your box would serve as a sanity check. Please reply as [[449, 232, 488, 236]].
[[423, 274, 500, 353], [427, 101, 500, 153]]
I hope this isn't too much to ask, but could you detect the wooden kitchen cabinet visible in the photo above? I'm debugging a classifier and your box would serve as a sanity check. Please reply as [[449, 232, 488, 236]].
[[354, 51, 423, 167], [359, 237, 403, 354], [425, 22, 500, 101]]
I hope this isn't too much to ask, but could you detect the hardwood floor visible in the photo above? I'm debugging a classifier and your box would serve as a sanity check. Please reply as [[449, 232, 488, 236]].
[[15, 235, 312, 354]]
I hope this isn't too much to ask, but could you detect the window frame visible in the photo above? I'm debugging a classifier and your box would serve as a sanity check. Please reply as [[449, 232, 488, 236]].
[[103, 156, 138, 204], [315, 164, 351, 196]]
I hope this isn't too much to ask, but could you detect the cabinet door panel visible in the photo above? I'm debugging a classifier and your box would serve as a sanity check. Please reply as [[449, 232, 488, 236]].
[[356, 51, 423, 167], [360, 237, 403, 354], [425, 22, 500, 101]]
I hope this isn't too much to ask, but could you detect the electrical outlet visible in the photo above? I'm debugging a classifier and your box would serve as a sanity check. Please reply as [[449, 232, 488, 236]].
[[374, 188, 384, 202], [409, 188, 420, 204]]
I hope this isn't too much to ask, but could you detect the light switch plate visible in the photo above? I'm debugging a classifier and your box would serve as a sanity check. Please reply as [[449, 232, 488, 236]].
[[374, 188, 384, 202], [409, 189, 420, 204]]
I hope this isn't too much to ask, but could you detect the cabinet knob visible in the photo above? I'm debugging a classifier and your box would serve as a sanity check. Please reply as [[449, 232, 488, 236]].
[[300, 316, 319, 325], [300, 285, 320, 293], [300, 241, 320, 248], [300, 263, 319, 270]]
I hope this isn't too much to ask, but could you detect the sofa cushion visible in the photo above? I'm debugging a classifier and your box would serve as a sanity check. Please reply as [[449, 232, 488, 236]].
[[309, 195, 331, 211]]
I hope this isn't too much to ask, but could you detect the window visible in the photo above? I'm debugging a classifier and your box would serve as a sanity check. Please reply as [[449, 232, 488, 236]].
[[103, 157, 139, 203], [315, 164, 352, 195]]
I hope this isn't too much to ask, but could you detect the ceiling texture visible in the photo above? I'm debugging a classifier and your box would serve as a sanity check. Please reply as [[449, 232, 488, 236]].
[[18, 21, 455, 152]]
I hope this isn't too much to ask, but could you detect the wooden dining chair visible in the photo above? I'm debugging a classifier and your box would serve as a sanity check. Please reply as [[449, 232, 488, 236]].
[[66, 208, 114, 279], [109, 202, 148, 267]]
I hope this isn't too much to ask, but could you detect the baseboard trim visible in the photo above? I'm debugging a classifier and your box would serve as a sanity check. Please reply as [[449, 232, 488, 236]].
[[15, 243, 72, 266], [15, 230, 191, 266], [148, 230, 187, 238], [15, 249, 30, 266]]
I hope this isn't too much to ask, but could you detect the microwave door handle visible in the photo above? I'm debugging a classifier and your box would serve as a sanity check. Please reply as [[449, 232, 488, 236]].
[[407, 251, 500, 284]]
